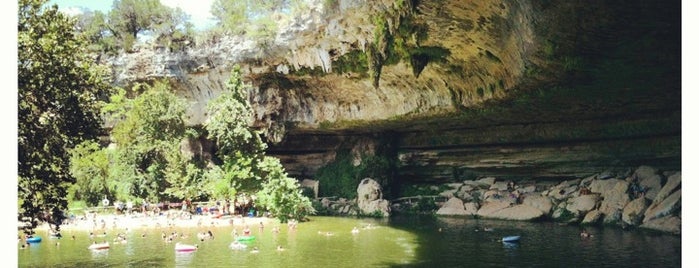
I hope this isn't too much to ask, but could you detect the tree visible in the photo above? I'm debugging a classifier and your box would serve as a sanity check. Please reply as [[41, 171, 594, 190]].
[[210, 0, 249, 34], [204, 65, 267, 197], [18, 0, 112, 231], [204, 66, 313, 221], [68, 141, 113, 206], [109, 0, 166, 39], [256, 157, 314, 222], [106, 81, 188, 201], [162, 130, 211, 201], [210, 0, 297, 35], [74, 10, 119, 54], [205, 66, 266, 157], [153, 7, 195, 51], [72, 0, 193, 52]]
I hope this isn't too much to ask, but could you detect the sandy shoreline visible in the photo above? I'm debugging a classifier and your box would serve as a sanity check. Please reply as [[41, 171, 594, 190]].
[[34, 211, 276, 233]]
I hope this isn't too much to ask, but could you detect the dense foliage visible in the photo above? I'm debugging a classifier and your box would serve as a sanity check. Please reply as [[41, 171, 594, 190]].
[[103, 82, 191, 202], [204, 65, 313, 221], [315, 151, 393, 199], [18, 0, 113, 230], [204, 65, 266, 195], [68, 141, 112, 206], [67, 66, 313, 222], [209, 0, 315, 51], [256, 157, 315, 222], [211, 0, 295, 34], [74, 0, 194, 53]]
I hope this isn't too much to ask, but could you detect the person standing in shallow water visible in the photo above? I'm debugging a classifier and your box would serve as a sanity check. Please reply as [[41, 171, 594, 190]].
[[243, 225, 251, 236]]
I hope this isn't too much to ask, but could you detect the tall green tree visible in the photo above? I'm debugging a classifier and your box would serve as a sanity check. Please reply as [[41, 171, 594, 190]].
[[204, 65, 265, 158], [204, 66, 313, 221], [108, 0, 171, 51], [152, 7, 195, 51], [18, 0, 112, 231], [256, 157, 314, 222], [205, 65, 266, 196], [109, 0, 166, 39], [162, 130, 212, 201], [73, 0, 193, 53], [210, 0, 294, 35], [68, 141, 113, 206], [74, 10, 119, 54], [107, 81, 188, 201]]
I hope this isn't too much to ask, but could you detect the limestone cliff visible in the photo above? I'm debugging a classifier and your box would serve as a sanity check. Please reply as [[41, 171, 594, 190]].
[[106, 0, 681, 185], [110, 0, 543, 132]]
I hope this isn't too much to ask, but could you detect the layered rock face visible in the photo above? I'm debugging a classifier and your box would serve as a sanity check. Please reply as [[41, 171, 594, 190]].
[[112, 0, 537, 127], [108, 0, 680, 185]]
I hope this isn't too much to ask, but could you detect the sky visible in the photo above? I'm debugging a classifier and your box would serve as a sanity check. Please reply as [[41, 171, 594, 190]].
[[48, 0, 218, 30]]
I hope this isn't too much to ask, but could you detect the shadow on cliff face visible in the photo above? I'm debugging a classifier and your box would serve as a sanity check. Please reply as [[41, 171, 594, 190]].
[[266, 0, 680, 187]]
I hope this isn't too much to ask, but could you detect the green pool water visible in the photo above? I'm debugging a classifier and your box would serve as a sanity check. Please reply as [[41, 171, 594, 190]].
[[17, 216, 681, 267]]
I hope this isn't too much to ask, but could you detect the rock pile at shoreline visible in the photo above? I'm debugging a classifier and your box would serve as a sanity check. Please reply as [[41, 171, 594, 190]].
[[425, 166, 680, 234]]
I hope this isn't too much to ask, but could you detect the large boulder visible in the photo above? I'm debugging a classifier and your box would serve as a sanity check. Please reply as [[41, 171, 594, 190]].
[[581, 210, 603, 225], [476, 200, 545, 221], [598, 180, 630, 224], [622, 197, 649, 226], [476, 201, 512, 217], [436, 197, 469, 216], [456, 188, 473, 201], [463, 202, 480, 215], [459, 185, 474, 193], [519, 185, 537, 194], [486, 205, 544, 221], [580, 174, 596, 186], [643, 189, 681, 223], [552, 206, 579, 223], [652, 172, 681, 205], [566, 194, 599, 215], [477, 177, 496, 186], [483, 190, 509, 202], [590, 179, 622, 196], [439, 189, 457, 198], [550, 185, 578, 201], [603, 209, 623, 225], [490, 181, 509, 191], [356, 178, 390, 217], [640, 215, 681, 234], [522, 195, 553, 215], [359, 200, 390, 217], [633, 166, 663, 200]]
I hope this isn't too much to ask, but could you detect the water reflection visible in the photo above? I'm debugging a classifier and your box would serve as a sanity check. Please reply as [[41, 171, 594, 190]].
[[390, 216, 680, 268], [174, 251, 194, 267], [502, 241, 519, 249], [18, 216, 680, 268], [90, 248, 109, 259]]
